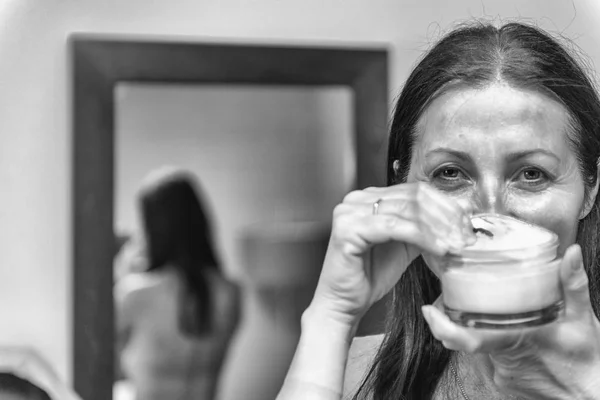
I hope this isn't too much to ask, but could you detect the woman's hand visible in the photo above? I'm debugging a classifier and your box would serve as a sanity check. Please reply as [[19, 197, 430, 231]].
[[423, 244, 600, 399], [309, 182, 475, 330], [278, 182, 473, 400]]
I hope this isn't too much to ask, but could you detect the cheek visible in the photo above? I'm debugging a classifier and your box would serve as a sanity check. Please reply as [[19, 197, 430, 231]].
[[507, 192, 582, 256]]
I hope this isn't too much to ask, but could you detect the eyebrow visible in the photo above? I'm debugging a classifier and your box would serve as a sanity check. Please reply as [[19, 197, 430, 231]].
[[425, 147, 560, 163], [426, 148, 472, 162]]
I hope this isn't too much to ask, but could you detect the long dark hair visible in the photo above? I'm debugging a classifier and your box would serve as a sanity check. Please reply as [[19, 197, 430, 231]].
[[139, 168, 221, 337], [354, 22, 600, 400]]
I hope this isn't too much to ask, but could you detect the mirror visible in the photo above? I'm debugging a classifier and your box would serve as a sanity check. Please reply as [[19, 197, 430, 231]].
[[71, 36, 388, 400]]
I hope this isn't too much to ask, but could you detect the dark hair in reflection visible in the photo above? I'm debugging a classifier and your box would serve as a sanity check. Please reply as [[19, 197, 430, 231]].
[[0, 373, 52, 400], [354, 22, 600, 400], [139, 168, 221, 336]]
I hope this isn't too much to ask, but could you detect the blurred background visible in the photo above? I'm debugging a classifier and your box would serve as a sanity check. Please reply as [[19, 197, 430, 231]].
[[2, 0, 600, 399], [112, 84, 353, 400], [114, 83, 354, 279]]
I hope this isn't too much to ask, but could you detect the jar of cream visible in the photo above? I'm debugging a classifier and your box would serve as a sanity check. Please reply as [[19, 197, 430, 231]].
[[442, 213, 563, 329]]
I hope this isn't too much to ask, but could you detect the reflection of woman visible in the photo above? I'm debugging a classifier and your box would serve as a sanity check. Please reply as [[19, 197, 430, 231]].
[[115, 168, 240, 400], [277, 22, 600, 400]]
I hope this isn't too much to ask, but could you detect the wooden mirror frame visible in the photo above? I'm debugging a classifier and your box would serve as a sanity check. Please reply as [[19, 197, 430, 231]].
[[71, 35, 389, 400]]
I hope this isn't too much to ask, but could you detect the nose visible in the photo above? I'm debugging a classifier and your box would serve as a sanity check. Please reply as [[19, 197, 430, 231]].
[[471, 178, 508, 215]]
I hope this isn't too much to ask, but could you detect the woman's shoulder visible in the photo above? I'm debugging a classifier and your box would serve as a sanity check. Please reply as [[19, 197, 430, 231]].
[[343, 333, 384, 399]]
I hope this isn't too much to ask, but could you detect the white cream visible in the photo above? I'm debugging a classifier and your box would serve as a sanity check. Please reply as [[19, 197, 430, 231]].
[[467, 214, 556, 252], [442, 261, 561, 313]]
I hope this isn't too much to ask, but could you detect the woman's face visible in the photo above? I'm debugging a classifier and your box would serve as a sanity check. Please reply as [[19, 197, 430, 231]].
[[407, 83, 598, 256]]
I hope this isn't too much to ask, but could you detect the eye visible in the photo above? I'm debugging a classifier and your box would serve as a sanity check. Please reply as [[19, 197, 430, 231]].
[[431, 165, 469, 189], [523, 169, 542, 180], [516, 167, 550, 188], [440, 168, 460, 179]]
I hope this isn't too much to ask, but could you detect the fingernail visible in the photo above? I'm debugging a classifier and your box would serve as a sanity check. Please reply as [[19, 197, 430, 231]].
[[421, 306, 431, 320]]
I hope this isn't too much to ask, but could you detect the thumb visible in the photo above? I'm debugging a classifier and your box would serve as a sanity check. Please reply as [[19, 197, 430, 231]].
[[560, 244, 591, 316]]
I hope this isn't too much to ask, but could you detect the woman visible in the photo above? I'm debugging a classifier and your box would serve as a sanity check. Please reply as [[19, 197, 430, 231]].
[[115, 168, 240, 400], [277, 22, 600, 400]]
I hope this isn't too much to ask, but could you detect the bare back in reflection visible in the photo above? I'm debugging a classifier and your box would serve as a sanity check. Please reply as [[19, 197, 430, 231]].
[[114, 167, 240, 400]]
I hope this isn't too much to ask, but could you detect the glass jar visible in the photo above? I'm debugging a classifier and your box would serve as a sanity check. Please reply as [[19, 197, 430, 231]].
[[441, 213, 563, 329]]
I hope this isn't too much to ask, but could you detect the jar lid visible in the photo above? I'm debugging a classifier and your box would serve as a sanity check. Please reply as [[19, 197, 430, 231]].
[[454, 213, 559, 262]]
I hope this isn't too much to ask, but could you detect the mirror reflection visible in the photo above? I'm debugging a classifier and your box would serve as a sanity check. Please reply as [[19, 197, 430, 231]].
[[112, 84, 354, 400]]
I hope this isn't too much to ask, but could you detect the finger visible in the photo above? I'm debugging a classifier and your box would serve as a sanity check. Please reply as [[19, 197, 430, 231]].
[[342, 186, 475, 251], [559, 243, 592, 316], [345, 183, 468, 231], [343, 200, 461, 252], [334, 213, 451, 257], [334, 201, 455, 255], [351, 197, 416, 219], [422, 305, 520, 353], [422, 305, 473, 351], [367, 215, 451, 257]]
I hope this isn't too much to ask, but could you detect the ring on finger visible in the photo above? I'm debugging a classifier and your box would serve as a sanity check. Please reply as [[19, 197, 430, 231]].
[[372, 198, 383, 215]]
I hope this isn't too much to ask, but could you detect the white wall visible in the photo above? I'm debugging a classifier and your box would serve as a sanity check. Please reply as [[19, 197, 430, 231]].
[[114, 84, 354, 279], [2, 0, 600, 385]]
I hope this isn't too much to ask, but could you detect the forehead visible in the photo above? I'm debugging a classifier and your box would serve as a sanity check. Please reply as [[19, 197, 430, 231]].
[[414, 83, 572, 153]]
